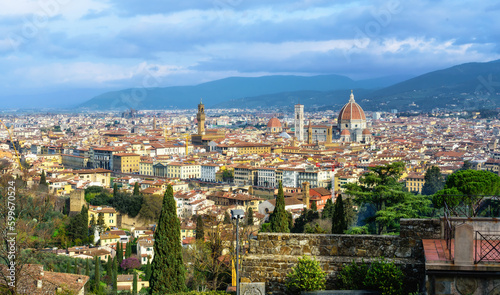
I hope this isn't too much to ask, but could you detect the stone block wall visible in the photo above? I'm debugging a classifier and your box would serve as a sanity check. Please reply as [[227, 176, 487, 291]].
[[241, 218, 441, 294]]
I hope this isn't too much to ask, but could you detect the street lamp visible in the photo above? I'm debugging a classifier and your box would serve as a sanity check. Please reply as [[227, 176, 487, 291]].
[[231, 209, 245, 295]]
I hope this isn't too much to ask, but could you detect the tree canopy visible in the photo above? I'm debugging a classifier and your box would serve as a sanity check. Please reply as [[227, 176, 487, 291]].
[[421, 166, 444, 195], [344, 162, 431, 234], [269, 181, 289, 233], [150, 184, 186, 293]]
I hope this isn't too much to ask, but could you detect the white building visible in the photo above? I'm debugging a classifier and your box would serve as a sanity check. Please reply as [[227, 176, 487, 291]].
[[200, 164, 220, 182]]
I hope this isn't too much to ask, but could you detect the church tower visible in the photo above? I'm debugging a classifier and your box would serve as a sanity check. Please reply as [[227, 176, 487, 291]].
[[197, 99, 206, 135], [294, 104, 304, 141], [153, 116, 157, 130]]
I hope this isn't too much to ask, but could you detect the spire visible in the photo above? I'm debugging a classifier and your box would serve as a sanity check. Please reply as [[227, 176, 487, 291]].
[[349, 90, 355, 102], [200, 98, 203, 104]]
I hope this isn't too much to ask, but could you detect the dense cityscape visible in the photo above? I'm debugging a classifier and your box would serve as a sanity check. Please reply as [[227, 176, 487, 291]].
[[1, 90, 500, 294]]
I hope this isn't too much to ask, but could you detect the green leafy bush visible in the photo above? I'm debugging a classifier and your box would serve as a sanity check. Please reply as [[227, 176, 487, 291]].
[[338, 259, 369, 290], [338, 258, 404, 295], [285, 255, 326, 294]]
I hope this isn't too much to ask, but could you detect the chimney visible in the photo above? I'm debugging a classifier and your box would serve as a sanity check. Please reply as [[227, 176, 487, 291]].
[[302, 182, 310, 209], [37, 280, 42, 288]]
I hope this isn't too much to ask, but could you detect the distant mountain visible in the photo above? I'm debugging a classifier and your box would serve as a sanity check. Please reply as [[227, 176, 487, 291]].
[[78, 74, 408, 110], [78, 59, 500, 112], [365, 59, 500, 111]]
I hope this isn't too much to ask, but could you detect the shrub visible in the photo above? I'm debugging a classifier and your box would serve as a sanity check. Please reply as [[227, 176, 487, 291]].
[[338, 259, 369, 290], [285, 255, 326, 294], [364, 258, 403, 295], [338, 258, 404, 295]]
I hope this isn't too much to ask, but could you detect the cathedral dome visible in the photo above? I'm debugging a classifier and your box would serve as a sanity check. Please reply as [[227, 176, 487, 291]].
[[338, 91, 366, 122], [340, 129, 350, 136], [362, 128, 371, 135], [267, 118, 282, 128]]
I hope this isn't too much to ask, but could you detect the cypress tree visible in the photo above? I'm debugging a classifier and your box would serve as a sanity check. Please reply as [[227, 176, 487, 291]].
[[132, 272, 138, 295], [321, 198, 334, 219], [94, 257, 101, 293], [40, 170, 47, 185], [125, 242, 132, 258], [117, 242, 123, 266], [332, 195, 347, 234], [195, 215, 204, 241], [270, 181, 289, 233], [113, 256, 118, 292], [85, 258, 90, 276], [145, 258, 152, 281], [421, 166, 444, 195], [133, 182, 140, 195], [113, 183, 118, 197], [107, 255, 112, 275], [247, 207, 254, 225], [311, 200, 318, 212], [150, 184, 186, 293], [66, 261, 71, 273], [80, 205, 89, 244]]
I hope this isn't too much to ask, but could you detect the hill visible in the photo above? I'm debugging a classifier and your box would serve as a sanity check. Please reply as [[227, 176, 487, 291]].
[[78, 74, 405, 110], [365, 59, 500, 111]]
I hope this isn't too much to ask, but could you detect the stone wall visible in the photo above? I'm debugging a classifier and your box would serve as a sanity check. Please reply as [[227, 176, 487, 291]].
[[241, 218, 441, 294]]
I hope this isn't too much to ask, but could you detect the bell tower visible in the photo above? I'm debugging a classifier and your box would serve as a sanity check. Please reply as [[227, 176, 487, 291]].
[[197, 99, 206, 135]]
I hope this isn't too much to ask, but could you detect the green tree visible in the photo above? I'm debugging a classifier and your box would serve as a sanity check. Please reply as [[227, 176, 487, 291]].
[[332, 195, 347, 234], [344, 162, 431, 234], [145, 258, 152, 281], [247, 207, 254, 226], [39, 170, 48, 192], [66, 261, 71, 273], [196, 215, 204, 241], [117, 242, 123, 266], [132, 272, 138, 295], [292, 209, 319, 233], [86, 258, 90, 276], [80, 205, 89, 244], [310, 200, 318, 212], [433, 169, 500, 215], [321, 198, 334, 219], [459, 160, 472, 171], [133, 182, 140, 195], [107, 255, 112, 275], [150, 184, 186, 293], [269, 181, 289, 233], [223, 211, 231, 224], [125, 242, 132, 259], [94, 257, 101, 293], [421, 166, 444, 195], [113, 183, 118, 197], [40, 170, 47, 185], [285, 255, 326, 295], [113, 255, 118, 292]]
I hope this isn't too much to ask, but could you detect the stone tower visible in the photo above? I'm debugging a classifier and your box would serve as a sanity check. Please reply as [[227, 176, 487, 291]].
[[327, 126, 332, 143], [307, 120, 313, 144], [197, 99, 206, 135], [153, 116, 157, 130], [302, 182, 310, 209], [294, 104, 304, 141], [69, 189, 86, 215]]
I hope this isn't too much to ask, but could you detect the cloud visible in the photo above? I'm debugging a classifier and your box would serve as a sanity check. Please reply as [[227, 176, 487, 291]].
[[0, 0, 499, 105]]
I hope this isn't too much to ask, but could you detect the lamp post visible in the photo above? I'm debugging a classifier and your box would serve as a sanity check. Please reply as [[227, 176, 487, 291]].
[[231, 209, 245, 295]]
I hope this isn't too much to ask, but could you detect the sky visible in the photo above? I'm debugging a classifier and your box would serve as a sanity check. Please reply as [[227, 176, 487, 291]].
[[1, 0, 499, 107]]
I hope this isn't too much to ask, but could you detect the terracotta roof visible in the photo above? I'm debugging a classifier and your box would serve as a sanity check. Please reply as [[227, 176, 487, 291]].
[[267, 118, 282, 128], [338, 91, 366, 121]]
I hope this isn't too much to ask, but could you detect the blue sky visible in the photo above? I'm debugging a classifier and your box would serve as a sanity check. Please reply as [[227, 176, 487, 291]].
[[1, 0, 499, 106]]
